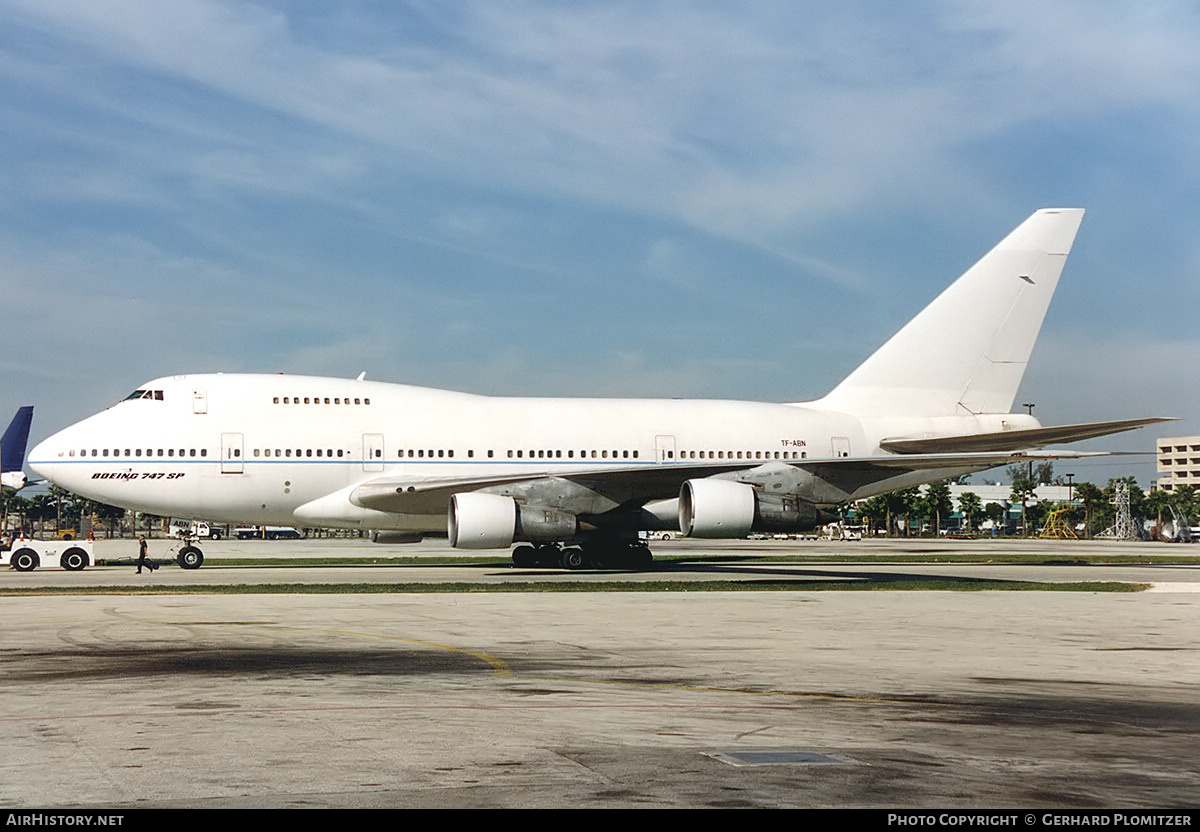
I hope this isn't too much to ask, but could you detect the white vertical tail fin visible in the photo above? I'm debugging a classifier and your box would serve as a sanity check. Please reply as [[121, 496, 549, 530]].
[[815, 209, 1085, 418]]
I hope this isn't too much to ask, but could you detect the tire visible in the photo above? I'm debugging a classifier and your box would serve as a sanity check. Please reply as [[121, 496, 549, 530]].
[[630, 544, 653, 570], [12, 548, 38, 572], [60, 548, 89, 571], [177, 546, 204, 569], [512, 545, 538, 568], [560, 548, 587, 570]]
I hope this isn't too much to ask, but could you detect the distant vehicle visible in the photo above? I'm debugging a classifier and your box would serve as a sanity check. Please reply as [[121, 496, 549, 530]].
[[168, 519, 223, 540], [639, 531, 677, 541], [944, 531, 979, 540], [1, 537, 93, 571], [835, 526, 862, 541], [234, 526, 304, 540]]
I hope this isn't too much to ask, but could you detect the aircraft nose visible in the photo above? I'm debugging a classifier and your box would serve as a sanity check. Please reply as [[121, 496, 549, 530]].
[[27, 436, 58, 482]]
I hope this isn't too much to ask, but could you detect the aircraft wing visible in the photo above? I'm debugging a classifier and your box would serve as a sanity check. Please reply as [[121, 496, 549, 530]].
[[348, 447, 1109, 515], [879, 417, 1175, 454]]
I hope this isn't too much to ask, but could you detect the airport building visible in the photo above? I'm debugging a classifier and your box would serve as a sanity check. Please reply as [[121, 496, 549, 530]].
[[1156, 435, 1200, 493]]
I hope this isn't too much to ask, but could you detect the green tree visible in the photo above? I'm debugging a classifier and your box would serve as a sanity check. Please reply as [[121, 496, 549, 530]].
[[2, 493, 32, 535], [921, 481, 954, 536], [93, 503, 127, 538], [886, 487, 921, 536], [1008, 467, 1038, 536], [1172, 485, 1199, 526], [856, 496, 888, 537], [984, 501, 1008, 533], [957, 491, 983, 532], [1073, 481, 1105, 539], [26, 493, 57, 537], [1025, 500, 1051, 534]]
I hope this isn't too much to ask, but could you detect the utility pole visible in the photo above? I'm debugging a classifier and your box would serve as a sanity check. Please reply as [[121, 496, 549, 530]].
[[1022, 404, 1036, 485]]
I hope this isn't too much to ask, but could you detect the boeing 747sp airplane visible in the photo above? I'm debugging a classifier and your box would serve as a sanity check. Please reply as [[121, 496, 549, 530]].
[[27, 209, 1171, 568]]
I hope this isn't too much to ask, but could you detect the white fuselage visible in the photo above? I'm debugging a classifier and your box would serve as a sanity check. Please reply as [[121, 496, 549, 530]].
[[27, 373, 1037, 533]]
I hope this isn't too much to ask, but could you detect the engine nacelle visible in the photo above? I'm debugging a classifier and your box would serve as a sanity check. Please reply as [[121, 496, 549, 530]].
[[448, 492, 578, 549], [679, 478, 822, 538]]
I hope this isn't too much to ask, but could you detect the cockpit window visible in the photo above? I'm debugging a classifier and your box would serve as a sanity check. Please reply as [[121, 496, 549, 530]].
[[124, 390, 164, 401]]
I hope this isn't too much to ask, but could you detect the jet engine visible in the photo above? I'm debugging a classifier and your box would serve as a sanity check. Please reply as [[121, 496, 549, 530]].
[[448, 492, 578, 549], [679, 478, 822, 538]]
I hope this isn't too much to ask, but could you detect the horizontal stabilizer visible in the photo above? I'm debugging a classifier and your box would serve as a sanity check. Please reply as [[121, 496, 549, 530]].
[[879, 417, 1176, 454]]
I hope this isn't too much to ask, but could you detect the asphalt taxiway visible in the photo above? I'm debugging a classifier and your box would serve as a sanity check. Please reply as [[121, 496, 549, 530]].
[[2, 537, 1198, 808]]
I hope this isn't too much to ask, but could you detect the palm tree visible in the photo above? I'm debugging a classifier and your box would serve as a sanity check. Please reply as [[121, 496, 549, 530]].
[[1073, 482, 1104, 539], [957, 491, 982, 532], [1009, 467, 1038, 536], [923, 481, 954, 536]]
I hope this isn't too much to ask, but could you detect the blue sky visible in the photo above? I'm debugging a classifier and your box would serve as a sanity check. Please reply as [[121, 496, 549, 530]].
[[2, 0, 1197, 488]]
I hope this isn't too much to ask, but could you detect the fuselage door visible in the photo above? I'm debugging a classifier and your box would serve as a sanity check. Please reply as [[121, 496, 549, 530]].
[[655, 435, 677, 463], [363, 433, 384, 472], [831, 436, 851, 458], [221, 432, 244, 474], [192, 388, 208, 415]]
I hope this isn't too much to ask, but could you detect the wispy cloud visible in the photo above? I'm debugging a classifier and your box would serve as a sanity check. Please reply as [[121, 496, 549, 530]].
[[2, 0, 1197, 485]]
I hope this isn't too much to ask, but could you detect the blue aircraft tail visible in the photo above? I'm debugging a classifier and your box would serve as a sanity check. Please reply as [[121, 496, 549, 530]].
[[1, 406, 34, 474]]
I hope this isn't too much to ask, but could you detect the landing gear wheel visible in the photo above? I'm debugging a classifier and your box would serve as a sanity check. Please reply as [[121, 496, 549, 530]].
[[177, 546, 204, 570], [534, 544, 561, 568], [60, 548, 89, 571], [560, 547, 587, 570], [512, 545, 538, 568], [629, 543, 653, 570], [12, 548, 38, 572]]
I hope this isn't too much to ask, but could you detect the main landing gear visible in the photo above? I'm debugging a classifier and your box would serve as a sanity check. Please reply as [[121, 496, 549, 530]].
[[510, 541, 653, 571]]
